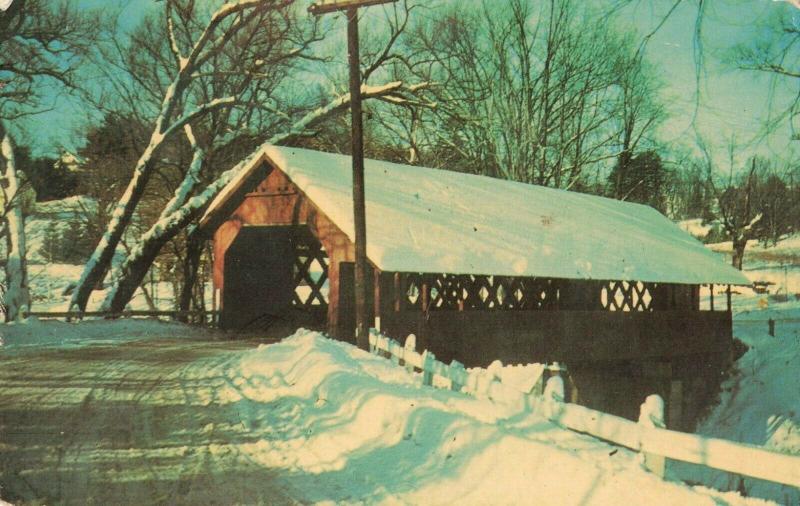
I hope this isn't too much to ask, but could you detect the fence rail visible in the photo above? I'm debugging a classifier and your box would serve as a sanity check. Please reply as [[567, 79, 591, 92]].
[[368, 330, 800, 490], [22, 310, 219, 322]]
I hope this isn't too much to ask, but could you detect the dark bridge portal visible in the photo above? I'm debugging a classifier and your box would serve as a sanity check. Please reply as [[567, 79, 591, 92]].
[[220, 225, 329, 332]]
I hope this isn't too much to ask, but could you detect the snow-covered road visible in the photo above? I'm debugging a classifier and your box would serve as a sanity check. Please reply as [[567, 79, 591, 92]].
[[0, 337, 294, 505]]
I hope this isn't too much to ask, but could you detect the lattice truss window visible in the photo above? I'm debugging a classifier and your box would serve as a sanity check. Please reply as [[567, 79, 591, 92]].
[[402, 273, 559, 311], [600, 280, 653, 311], [292, 236, 329, 307]]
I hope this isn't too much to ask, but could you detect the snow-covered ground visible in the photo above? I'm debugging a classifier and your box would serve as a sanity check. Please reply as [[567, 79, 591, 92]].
[[708, 234, 800, 296], [24, 263, 181, 312], [0, 304, 796, 504], [0, 323, 773, 505], [676, 220, 800, 297], [0, 196, 208, 312], [678, 218, 714, 240], [217, 330, 779, 505]]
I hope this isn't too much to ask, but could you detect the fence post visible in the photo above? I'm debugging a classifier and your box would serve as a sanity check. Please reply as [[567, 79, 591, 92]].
[[545, 362, 570, 398], [449, 360, 465, 392], [390, 338, 401, 366], [638, 394, 666, 478], [543, 374, 565, 419], [421, 350, 435, 386], [404, 334, 416, 373], [368, 329, 378, 354]]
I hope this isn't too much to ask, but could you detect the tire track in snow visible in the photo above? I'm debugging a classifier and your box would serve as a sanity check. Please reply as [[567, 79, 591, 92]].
[[0, 336, 294, 505]]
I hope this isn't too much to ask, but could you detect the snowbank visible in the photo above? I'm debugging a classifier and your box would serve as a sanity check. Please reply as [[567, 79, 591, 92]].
[[215, 330, 766, 505]]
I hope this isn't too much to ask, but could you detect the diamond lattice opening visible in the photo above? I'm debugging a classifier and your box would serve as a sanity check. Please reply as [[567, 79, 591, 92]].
[[613, 284, 625, 310], [292, 234, 329, 308], [641, 288, 653, 308]]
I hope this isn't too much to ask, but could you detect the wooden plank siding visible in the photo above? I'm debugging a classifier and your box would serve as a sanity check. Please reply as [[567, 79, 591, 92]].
[[378, 309, 731, 366], [332, 267, 728, 367], [212, 166, 358, 334]]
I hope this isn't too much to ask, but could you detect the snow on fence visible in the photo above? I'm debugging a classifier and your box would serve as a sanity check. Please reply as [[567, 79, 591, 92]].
[[369, 331, 549, 409], [368, 330, 800, 489]]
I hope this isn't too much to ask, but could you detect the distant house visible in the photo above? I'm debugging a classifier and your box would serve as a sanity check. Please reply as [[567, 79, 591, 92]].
[[200, 146, 749, 429]]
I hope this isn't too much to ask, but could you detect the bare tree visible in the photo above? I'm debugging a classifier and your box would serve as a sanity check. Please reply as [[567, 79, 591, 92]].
[[385, 0, 664, 190], [89, 0, 429, 313], [705, 144, 764, 270], [69, 0, 324, 312], [752, 164, 800, 246], [611, 54, 666, 199], [0, 126, 29, 321], [732, 6, 800, 139]]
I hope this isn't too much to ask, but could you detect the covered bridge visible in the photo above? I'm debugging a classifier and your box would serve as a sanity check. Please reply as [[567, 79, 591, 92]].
[[199, 145, 749, 428]]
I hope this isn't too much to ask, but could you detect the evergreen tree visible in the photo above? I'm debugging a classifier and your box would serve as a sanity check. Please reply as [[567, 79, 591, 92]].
[[607, 150, 669, 213]]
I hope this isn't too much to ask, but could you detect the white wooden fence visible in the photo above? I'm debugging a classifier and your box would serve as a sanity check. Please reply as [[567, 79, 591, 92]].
[[368, 331, 800, 490]]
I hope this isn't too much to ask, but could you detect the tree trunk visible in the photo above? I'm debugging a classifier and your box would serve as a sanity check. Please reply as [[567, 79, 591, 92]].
[[178, 231, 204, 323], [69, 75, 189, 313], [732, 236, 747, 271], [1, 126, 31, 322], [69, 143, 161, 312], [102, 203, 202, 313]]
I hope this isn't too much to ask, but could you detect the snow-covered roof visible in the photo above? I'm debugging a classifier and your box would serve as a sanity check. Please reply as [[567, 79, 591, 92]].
[[202, 145, 750, 285]]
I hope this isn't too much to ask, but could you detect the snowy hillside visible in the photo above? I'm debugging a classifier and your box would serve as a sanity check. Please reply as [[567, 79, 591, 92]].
[[674, 297, 800, 504], [678, 218, 714, 241], [20, 196, 97, 264], [707, 235, 800, 296], [677, 219, 800, 297]]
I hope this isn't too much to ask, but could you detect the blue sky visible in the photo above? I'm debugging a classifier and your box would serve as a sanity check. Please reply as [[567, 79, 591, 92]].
[[14, 0, 151, 155], [617, 0, 798, 165], [15, 0, 800, 168]]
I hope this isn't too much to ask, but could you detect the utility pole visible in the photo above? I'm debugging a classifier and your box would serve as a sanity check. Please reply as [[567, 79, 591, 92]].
[[309, 0, 397, 350]]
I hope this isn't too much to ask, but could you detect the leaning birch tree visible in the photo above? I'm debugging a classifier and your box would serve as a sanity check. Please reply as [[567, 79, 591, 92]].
[[70, 0, 315, 312], [388, 0, 663, 189], [98, 0, 429, 312], [0, 125, 29, 321]]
